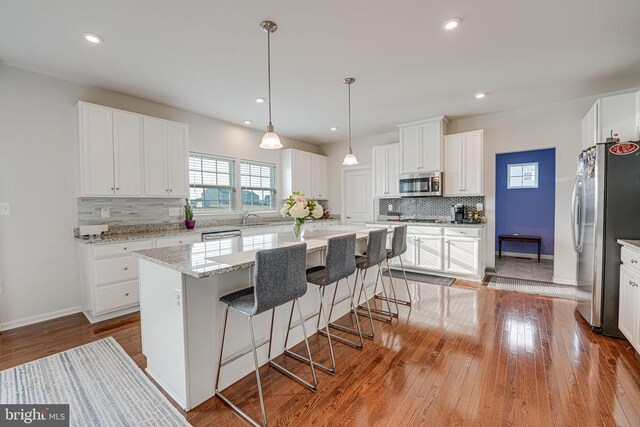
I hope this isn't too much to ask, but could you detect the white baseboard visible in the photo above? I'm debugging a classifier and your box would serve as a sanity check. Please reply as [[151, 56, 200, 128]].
[[0, 306, 83, 331], [496, 251, 554, 260], [552, 276, 577, 286]]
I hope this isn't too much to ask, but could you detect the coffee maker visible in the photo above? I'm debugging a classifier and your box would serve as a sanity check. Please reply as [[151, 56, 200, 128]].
[[451, 204, 465, 224]]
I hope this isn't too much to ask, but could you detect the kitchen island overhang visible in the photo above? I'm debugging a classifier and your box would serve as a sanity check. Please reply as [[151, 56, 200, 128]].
[[133, 226, 394, 411]]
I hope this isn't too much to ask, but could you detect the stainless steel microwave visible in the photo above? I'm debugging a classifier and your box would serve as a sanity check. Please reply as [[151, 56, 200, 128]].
[[399, 171, 443, 197]]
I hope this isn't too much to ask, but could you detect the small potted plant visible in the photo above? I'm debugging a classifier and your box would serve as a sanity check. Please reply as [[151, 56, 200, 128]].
[[184, 198, 196, 229]]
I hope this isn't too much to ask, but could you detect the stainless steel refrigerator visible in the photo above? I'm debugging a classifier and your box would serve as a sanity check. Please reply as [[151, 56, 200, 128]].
[[573, 141, 640, 337]]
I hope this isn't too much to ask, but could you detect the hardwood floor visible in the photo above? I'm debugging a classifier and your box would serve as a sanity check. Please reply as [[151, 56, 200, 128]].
[[2, 279, 640, 426]]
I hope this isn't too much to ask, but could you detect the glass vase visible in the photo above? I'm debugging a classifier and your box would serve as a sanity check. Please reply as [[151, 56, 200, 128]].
[[293, 219, 306, 240]]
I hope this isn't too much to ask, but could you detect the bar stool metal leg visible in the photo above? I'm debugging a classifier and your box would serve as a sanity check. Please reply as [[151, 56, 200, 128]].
[[361, 263, 397, 321], [349, 267, 376, 337], [249, 316, 268, 427], [320, 275, 367, 347], [375, 256, 413, 307]]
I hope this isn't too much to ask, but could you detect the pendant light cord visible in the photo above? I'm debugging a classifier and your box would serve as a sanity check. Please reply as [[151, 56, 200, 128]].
[[267, 29, 273, 127], [348, 82, 352, 154]]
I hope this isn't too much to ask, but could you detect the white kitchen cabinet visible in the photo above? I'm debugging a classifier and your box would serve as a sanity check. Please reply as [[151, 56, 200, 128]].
[[416, 235, 443, 271], [78, 103, 116, 196], [400, 235, 419, 268], [143, 117, 189, 198], [113, 110, 143, 196], [618, 245, 640, 353], [582, 101, 599, 150], [445, 238, 479, 276], [282, 149, 328, 199], [372, 143, 400, 197], [444, 130, 484, 196], [398, 116, 448, 173], [583, 92, 636, 149]]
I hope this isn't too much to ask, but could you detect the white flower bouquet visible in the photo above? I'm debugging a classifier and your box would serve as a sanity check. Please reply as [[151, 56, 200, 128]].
[[280, 191, 324, 238]]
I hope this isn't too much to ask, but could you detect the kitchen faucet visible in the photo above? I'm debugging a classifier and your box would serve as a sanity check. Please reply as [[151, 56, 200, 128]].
[[241, 211, 260, 225]]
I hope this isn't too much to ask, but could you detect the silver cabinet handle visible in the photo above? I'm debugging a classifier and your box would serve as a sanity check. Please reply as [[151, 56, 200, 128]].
[[123, 247, 128, 250], [116, 187, 120, 190], [178, 240, 183, 244], [632, 259, 638, 264], [110, 187, 115, 190], [124, 267, 129, 271]]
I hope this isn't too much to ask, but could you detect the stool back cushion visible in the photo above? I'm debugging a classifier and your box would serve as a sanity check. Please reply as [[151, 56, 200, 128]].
[[366, 228, 388, 265], [253, 243, 308, 314], [325, 233, 357, 284], [390, 225, 408, 257]]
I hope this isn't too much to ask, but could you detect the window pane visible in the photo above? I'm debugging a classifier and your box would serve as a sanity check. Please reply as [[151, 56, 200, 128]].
[[509, 176, 523, 188], [509, 165, 523, 177], [508, 162, 538, 189], [240, 160, 276, 211], [189, 153, 236, 212]]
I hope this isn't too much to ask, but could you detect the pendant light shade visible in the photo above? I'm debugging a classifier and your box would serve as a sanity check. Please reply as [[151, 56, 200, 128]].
[[259, 20, 283, 149], [342, 77, 358, 165]]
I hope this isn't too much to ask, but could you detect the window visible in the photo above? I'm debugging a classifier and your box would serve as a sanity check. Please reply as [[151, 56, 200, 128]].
[[507, 162, 538, 189], [240, 160, 277, 211], [189, 153, 236, 212]]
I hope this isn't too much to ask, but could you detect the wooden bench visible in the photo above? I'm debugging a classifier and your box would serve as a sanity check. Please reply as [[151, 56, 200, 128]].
[[498, 234, 542, 262]]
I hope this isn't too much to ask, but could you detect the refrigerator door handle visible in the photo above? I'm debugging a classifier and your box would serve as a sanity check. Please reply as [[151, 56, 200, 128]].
[[571, 177, 581, 252]]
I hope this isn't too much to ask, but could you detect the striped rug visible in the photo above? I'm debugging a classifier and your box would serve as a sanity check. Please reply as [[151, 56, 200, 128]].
[[488, 276, 577, 300], [0, 337, 190, 426]]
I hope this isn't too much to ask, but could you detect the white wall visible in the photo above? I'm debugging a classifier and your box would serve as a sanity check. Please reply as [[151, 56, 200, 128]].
[[0, 64, 319, 329]]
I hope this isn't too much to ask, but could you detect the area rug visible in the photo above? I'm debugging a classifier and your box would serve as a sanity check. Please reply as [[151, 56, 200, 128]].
[[0, 337, 190, 426], [488, 275, 576, 299], [384, 269, 455, 286]]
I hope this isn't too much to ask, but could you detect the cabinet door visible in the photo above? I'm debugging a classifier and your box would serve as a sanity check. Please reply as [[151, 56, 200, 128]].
[[619, 265, 638, 344], [310, 154, 327, 199], [386, 144, 400, 196], [292, 150, 312, 197], [167, 122, 188, 197], [112, 111, 143, 196], [445, 238, 478, 275], [79, 103, 115, 196], [462, 130, 483, 195], [143, 117, 168, 196], [400, 235, 418, 267], [420, 121, 441, 172], [417, 236, 443, 271], [372, 145, 387, 197], [444, 134, 463, 196], [400, 126, 421, 172]]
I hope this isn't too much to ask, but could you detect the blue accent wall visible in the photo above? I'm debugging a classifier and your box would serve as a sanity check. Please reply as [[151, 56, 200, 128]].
[[496, 148, 556, 255]]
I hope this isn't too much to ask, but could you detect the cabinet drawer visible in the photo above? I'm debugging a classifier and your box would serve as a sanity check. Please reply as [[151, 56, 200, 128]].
[[95, 280, 139, 314], [93, 240, 153, 258], [445, 228, 481, 238], [407, 226, 443, 236], [156, 234, 201, 248], [621, 247, 640, 272], [95, 256, 138, 285]]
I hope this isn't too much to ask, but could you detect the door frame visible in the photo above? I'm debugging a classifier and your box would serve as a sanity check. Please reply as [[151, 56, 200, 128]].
[[341, 166, 373, 224]]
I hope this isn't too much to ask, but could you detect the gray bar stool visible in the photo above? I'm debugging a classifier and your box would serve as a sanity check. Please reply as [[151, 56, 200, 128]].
[[215, 243, 317, 427], [373, 224, 412, 314], [284, 233, 363, 375]]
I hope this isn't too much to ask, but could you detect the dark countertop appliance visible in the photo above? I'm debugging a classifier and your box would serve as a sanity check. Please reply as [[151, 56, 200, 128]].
[[451, 204, 465, 224]]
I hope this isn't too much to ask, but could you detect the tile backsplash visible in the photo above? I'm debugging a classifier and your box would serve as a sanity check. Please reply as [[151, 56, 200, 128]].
[[379, 196, 485, 220], [77, 198, 186, 225]]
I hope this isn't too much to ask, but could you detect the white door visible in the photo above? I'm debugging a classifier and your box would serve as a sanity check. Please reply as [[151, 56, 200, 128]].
[[462, 131, 483, 195], [310, 154, 327, 199], [112, 111, 143, 196], [444, 134, 463, 196], [420, 121, 441, 172], [80, 103, 115, 196], [292, 150, 312, 197], [386, 143, 400, 196], [417, 236, 443, 271], [619, 265, 638, 344], [167, 122, 188, 197], [445, 238, 478, 275], [143, 117, 168, 196], [343, 168, 372, 224], [400, 126, 421, 172]]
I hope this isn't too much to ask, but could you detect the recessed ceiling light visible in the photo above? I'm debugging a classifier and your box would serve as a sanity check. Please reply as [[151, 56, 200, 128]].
[[442, 18, 461, 31], [330, 127, 338, 131], [255, 97, 265, 103], [83, 32, 103, 44], [475, 92, 487, 99], [243, 120, 252, 125]]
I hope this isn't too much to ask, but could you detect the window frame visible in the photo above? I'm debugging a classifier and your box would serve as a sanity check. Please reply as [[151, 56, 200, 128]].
[[240, 159, 278, 213], [188, 152, 237, 215], [507, 162, 539, 189]]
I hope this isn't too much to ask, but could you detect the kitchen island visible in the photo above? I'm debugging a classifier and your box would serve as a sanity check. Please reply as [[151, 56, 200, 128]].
[[133, 226, 389, 411]]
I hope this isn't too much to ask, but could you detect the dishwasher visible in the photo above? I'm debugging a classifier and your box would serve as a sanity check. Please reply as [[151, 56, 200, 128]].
[[201, 229, 242, 241]]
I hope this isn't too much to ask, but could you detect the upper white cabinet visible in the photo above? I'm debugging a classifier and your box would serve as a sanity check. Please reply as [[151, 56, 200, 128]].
[[143, 117, 189, 197], [582, 100, 599, 150], [282, 149, 328, 199], [372, 143, 400, 197], [77, 102, 188, 198], [398, 116, 448, 173], [596, 92, 637, 143], [444, 130, 484, 196]]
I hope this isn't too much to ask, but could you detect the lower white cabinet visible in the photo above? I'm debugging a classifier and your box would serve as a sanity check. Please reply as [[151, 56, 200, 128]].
[[416, 235, 443, 271], [619, 246, 640, 351], [445, 238, 479, 275]]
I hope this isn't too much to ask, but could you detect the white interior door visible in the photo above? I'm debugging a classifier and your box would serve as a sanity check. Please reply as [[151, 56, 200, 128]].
[[343, 167, 372, 225]]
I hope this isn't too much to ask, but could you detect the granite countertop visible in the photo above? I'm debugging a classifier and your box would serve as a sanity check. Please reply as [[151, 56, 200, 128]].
[[132, 226, 386, 279], [367, 220, 485, 229], [75, 219, 340, 244], [618, 239, 640, 252]]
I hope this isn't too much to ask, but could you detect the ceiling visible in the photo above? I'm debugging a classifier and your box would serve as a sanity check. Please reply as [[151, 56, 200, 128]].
[[2, 0, 639, 144]]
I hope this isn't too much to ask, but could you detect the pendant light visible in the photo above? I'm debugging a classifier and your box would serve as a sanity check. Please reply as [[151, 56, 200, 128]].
[[259, 20, 283, 149], [342, 77, 359, 165]]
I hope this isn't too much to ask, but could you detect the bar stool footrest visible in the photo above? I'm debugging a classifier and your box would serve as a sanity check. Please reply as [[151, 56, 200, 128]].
[[284, 349, 336, 374], [317, 329, 365, 349], [327, 321, 374, 340], [268, 360, 317, 392], [374, 294, 412, 307]]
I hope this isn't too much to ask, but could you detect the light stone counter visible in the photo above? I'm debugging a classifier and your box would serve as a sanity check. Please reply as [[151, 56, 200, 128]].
[[368, 220, 485, 228], [618, 239, 640, 253]]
